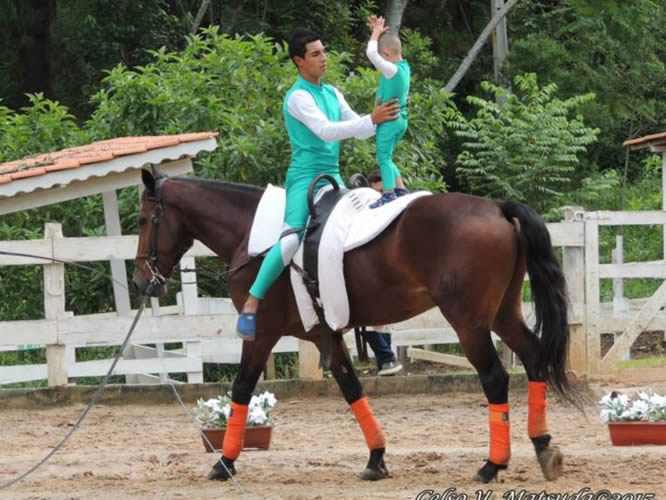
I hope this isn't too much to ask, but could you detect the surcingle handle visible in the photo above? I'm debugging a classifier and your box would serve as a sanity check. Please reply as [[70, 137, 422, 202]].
[[307, 173, 340, 218]]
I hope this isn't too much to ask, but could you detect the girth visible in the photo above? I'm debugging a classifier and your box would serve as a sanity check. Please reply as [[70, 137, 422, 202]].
[[292, 174, 348, 369]]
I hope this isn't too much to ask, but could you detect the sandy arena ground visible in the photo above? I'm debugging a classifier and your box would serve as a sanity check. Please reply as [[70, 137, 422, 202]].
[[1, 378, 665, 500]]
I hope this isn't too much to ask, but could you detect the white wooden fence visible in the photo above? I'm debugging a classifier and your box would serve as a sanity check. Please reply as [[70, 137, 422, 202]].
[[1, 208, 663, 386]]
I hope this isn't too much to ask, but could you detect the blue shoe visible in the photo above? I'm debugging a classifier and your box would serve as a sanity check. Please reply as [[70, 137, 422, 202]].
[[369, 192, 397, 209], [236, 313, 256, 341], [394, 187, 410, 197]]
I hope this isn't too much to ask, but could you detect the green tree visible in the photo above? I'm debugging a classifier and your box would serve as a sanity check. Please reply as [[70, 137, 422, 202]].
[[0, 94, 86, 162], [506, 0, 666, 179], [455, 73, 599, 212]]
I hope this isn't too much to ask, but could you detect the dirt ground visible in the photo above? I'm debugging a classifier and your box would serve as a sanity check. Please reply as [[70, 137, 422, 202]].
[[1, 374, 665, 500]]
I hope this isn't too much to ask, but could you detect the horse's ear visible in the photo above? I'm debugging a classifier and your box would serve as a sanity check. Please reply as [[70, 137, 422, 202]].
[[142, 168, 155, 192], [151, 163, 164, 179]]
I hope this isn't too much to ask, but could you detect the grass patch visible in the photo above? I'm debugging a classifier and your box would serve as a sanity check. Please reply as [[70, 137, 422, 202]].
[[618, 356, 666, 369]]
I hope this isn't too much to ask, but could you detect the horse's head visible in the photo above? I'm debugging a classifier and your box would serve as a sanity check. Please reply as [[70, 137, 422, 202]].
[[132, 164, 193, 297]]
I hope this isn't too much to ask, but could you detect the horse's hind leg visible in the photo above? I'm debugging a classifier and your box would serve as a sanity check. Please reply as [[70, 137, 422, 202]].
[[454, 327, 511, 483], [493, 314, 563, 481], [207, 335, 279, 481], [322, 332, 389, 481]]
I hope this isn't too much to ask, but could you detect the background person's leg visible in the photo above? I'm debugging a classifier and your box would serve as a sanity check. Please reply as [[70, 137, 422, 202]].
[[365, 331, 393, 369]]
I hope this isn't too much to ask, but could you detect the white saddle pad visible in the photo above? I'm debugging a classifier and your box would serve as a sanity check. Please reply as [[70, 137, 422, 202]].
[[248, 184, 286, 257], [247, 184, 431, 332]]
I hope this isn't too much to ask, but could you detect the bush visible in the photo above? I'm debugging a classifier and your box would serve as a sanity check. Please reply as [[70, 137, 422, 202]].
[[455, 73, 599, 213]]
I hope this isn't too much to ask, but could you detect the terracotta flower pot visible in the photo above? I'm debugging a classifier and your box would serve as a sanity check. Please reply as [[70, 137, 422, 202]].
[[607, 421, 666, 446], [201, 425, 273, 452]]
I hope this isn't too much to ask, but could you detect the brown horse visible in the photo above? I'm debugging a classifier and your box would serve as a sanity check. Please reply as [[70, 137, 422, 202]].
[[133, 165, 574, 483]]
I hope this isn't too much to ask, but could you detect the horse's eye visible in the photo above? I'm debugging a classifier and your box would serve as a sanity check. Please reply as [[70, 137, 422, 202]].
[[137, 216, 147, 227]]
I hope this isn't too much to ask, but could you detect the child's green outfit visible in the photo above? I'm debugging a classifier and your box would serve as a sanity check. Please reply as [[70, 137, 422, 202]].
[[366, 39, 410, 191]]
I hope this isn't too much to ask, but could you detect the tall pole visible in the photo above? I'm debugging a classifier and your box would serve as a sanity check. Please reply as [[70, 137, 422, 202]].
[[445, 0, 520, 92], [491, 0, 509, 83]]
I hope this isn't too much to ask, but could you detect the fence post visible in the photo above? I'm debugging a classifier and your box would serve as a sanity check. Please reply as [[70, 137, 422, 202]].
[[562, 208, 587, 375], [612, 235, 630, 361], [584, 214, 601, 376], [180, 256, 204, 384], [298, 339, 322, 379], [44, 223, 68, 386]]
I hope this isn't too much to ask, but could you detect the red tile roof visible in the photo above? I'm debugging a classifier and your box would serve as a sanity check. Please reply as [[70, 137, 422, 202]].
[[623, 131, 666, 150], [0, 132, 219, 186]]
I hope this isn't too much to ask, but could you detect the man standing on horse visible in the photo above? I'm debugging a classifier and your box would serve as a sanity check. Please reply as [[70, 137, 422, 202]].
[[236, 30, 401, 340]]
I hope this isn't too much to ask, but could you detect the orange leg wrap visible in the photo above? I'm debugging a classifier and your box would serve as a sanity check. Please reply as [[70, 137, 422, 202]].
[[528, 381, 548, 438], [350, 396, 386, 450], [488, 403, 511, 465], [222, 402, 249, 460]]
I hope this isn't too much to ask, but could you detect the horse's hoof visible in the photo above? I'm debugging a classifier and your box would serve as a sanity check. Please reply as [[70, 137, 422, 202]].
[[537, 446, 563, 481], [206, 459, 236, 481], [474, 460, 506, 483], [360, 448, 389, 481], [360, 466, 389, 481]]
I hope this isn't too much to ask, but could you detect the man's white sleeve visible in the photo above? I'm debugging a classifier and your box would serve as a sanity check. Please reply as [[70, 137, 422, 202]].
[[287, 89, 375, 142], [366, 40, 397, 79]]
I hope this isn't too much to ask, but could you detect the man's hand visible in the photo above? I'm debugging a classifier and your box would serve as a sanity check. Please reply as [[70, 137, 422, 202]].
[[371, 98, 400, 125]]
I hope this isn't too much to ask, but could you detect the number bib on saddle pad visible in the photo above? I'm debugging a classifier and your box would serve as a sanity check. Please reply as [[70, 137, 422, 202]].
[[248, 184, 431, 332]]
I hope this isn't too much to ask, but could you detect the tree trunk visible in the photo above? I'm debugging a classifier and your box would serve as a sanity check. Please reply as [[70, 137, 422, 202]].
[[385, 0, 409, 34], [445, 0, 520, 92], [19, 0, 55, 99], [190, 0, 212, 34]]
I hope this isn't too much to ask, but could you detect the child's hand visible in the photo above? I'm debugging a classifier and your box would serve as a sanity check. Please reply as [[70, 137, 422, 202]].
[[370, 16, 389, 40], [367, 15, 378, 31]]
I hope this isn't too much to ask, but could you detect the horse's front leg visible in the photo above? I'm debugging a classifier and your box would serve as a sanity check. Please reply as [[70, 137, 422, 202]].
[[207, 335, 278, 481], [324, 331, 389, 481]]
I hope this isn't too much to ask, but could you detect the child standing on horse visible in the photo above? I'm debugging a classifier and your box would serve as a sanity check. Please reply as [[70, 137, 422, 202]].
[[366, 15, 411, 209], [236, 30, 400, 340]]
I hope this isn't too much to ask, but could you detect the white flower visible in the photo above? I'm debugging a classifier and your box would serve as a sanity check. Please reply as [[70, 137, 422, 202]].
[[195, 391, 277, 428], [599, 390, 666, 423], [204, 398, 219, 409], [649, 394, 666, 407], [630, 400, 650, 420], [259, 391, 277, 408], [249, 395, 261, 410], [248, 406, 268, 425]]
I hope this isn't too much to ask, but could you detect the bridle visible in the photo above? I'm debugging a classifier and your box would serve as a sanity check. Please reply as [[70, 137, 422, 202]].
[[136, 175, 170, 293]]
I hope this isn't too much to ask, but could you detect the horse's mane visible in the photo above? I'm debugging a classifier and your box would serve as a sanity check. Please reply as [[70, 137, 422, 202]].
[[173, 176, 265, 195]]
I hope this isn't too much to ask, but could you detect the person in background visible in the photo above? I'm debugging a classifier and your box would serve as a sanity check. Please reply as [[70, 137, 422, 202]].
[[362, 168, 404, 376]]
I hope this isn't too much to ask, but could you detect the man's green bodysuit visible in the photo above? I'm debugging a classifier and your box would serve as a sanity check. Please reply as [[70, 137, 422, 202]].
[[249, 77, 346, 299]]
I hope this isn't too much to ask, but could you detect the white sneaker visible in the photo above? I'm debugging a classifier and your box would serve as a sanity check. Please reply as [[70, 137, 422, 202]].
[[377, 359, 403, 376]]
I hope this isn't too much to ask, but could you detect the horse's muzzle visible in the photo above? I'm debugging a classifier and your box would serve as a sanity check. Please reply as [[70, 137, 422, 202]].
[[133, 276, 166, 297]]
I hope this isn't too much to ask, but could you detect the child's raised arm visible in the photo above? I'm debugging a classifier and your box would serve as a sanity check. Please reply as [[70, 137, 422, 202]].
[[366, 16, 398, 79]]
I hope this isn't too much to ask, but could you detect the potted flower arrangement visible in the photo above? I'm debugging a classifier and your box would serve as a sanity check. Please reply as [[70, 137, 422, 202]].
[[195, 391, 277, 452], [599, 390, 666, 446]]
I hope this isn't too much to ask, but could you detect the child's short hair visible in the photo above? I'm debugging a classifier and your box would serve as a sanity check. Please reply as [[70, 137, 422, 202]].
[[378, 33, 402, 56]]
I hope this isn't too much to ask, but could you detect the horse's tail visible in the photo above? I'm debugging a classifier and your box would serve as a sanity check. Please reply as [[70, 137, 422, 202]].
[[499, 200, 573, 401]]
